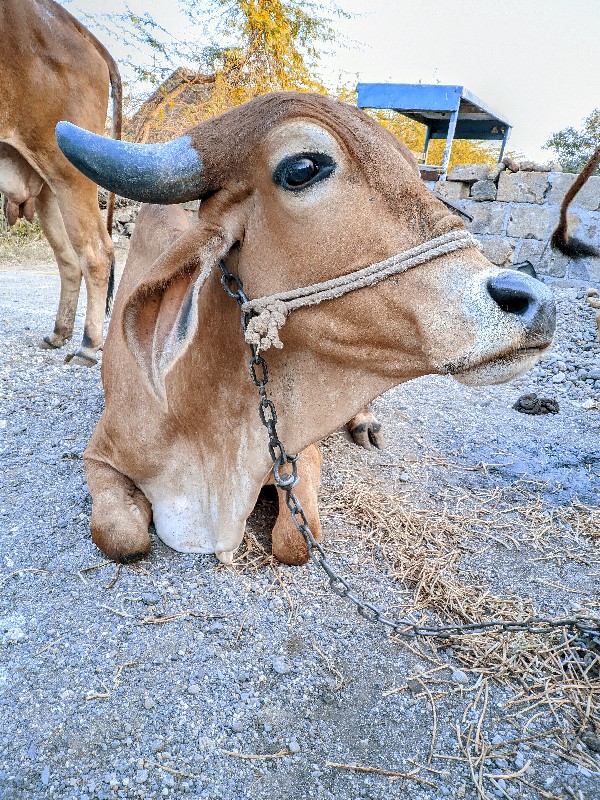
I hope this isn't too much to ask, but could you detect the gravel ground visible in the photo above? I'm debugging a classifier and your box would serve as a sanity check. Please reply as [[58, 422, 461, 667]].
[[0, 263, 599, 800]]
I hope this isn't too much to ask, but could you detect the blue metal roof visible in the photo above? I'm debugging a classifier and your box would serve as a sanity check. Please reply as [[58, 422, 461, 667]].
[[356, 83, 511, 142]]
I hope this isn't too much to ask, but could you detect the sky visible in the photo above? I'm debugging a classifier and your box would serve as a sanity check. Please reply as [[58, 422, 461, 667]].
[[65, 0, 600, 162]]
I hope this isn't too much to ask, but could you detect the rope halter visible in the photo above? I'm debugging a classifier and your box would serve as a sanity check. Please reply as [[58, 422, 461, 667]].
[[242, 228, 478, 351]]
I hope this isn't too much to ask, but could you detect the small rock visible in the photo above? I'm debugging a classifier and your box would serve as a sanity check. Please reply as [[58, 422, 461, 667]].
[[582, 730, 600, 752], [141, 593, 161, 606], [271, 657, 290, 675], [188, 684, 201, 695], [135, 769, 148, 784], [451, 670, 470, 685], [552, 372, 566, 383], [470, 179, 497, 201], [288, 740, 301, 754], [40, 766, 50, 786]]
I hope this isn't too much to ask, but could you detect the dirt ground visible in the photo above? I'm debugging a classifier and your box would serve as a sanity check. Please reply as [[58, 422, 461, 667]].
[[0, 243, 599, 800]]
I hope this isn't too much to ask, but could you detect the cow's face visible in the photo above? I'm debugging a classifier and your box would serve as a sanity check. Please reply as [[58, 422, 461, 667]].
[[227, 116, 555, 387], [56, 92, 555, 392]]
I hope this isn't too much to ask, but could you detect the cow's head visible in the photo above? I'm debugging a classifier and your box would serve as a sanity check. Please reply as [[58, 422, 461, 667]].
[[56, 93, 555, 398]]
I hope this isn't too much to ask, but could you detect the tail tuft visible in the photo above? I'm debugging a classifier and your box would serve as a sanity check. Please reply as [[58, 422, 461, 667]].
[[550, 231, 600, 260], [105, 256, 115, 317]]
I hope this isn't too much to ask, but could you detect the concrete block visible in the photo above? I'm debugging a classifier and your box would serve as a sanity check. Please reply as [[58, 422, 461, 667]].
[[506, 206, 555, 239], [447, 164, 490, 183], [488, 162, 506, 181], [470, 180, 497, 201], [548, 173, 600, 211], [477, 237, 516, 266], [538, 249, 568, 278], [434, 181, 470, 201], [515, 239, 546, 265], [464, 201, 506, 235], [497, 172, 549, 204], [586, 256, 600, 283]]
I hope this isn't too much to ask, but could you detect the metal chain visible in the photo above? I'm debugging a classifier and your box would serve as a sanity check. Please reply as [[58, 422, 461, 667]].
[[219, 260, 600, 642]]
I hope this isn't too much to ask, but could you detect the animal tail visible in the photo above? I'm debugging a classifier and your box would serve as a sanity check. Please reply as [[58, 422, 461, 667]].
[[103, 54, 121, 317], [103, 52, 122, 240], [106, 255, 115, 316], [550, 144, 600, 259]]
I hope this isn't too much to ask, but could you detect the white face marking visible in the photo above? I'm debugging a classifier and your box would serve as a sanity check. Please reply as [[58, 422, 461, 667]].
[[139, 424, 268, 557], [264, 120, 346, 210]]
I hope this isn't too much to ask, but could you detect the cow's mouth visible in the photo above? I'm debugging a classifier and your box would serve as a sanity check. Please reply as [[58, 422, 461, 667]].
[[449, 344, 550, 387]]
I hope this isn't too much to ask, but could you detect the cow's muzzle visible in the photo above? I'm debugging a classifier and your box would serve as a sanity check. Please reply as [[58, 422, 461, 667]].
[[486, 270, 556, 346]]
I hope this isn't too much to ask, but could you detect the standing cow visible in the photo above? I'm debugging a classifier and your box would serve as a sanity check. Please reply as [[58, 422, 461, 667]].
[[0, 0, 121, 365]]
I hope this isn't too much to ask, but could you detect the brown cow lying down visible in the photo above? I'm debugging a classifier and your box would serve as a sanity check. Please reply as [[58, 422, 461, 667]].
[[56, 92, 556, 565]]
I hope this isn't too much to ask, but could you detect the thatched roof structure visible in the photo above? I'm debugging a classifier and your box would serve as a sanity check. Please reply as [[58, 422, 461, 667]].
[[127, 68, 215, 143]]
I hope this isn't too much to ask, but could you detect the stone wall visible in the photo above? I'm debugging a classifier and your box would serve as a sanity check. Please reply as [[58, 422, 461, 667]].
[[435, 164, 600, 284]]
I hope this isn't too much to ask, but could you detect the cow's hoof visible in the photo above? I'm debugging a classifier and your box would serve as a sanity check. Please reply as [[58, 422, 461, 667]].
[[39, 333, 67, 350], [271, 520, 311, 565], [347, 413, 385, 450], [216, 550, 234, 565], [64, 348, 97, 367]]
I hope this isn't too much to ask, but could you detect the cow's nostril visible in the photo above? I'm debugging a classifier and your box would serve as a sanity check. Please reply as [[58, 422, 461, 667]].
[[487, 273, 534, 316], [485, 270, 556, 345]]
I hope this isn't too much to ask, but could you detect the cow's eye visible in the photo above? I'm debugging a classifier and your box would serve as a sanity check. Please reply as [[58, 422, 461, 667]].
[[273, 153, 335, 192]]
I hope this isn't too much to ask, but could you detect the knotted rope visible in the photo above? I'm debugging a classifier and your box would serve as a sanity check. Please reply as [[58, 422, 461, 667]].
[[242, 229, 478, 350]]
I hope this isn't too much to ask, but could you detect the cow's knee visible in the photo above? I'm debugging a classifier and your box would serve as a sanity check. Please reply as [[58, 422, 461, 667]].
[[270, 443, 322, 565], [347, 406, 385, 450], [86, 459, 152, 562]]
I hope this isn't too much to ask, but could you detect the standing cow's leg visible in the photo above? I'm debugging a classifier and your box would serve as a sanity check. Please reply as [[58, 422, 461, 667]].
[[270, 443, 323, 565], [85, 457, 152, 562], [347, 405, 385, 450], [53, 179, 114, 366], [35, 183, 83, 350]]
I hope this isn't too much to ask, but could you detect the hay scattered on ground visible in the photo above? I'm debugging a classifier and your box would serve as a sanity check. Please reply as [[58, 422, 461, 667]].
[[237, 472, 599, 797], [322, 477, 600, 792]]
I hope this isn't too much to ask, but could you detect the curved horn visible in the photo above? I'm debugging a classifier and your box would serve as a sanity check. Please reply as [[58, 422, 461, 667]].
[[56, 121, 205, 204]]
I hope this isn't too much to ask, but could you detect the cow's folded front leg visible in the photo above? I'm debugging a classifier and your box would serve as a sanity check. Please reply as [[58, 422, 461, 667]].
[[85, 457, 152, 562], [270, 443, 323, 565], [347, 405, 385, 450]]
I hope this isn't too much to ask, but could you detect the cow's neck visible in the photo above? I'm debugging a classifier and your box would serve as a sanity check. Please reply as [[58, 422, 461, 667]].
[[178, 272, 401, 458]]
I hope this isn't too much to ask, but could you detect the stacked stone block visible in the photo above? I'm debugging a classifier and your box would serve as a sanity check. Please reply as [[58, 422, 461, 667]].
[[436, 167, 600, 283]]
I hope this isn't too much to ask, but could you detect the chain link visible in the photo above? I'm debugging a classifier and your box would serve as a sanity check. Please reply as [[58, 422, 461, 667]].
[[218, 260, 600, 642]]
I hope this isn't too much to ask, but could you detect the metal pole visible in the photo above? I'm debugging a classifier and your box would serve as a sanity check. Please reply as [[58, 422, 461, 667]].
[[498, 126, 512, 162], [440, 110, 458, 180], [423, 124, 432, 164]]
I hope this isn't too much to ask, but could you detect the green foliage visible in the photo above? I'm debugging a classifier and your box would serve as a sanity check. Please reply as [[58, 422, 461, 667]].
[[87, 0, 338, 113], [85, 0, 342, 141], [544, 109, 600, 174]]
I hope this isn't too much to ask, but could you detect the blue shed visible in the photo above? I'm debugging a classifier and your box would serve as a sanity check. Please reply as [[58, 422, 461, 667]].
[[356, 83, 512, 181]]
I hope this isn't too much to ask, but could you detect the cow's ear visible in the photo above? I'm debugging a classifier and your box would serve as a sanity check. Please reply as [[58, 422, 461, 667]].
[[122, 221, 232, 405]]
